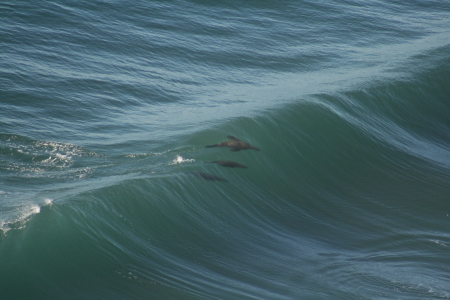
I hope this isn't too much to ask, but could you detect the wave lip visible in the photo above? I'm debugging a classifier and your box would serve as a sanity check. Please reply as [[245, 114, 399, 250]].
[[0, 198, 54, 235]]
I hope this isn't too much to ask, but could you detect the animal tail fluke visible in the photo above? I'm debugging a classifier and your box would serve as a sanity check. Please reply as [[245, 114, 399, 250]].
[[205, 144, 218, 148]]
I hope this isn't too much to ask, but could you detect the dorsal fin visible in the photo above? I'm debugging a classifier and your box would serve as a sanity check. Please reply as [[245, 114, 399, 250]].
[[227, 135, 240, 141]]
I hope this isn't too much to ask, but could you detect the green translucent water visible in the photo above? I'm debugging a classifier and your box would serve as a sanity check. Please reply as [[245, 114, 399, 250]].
[[1, 0, 449, 299]]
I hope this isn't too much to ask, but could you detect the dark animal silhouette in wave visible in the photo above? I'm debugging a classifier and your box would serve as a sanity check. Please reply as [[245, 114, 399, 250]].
[[185, 171, 228, 182], [205, 136, 260, 152], [209, 160, 248, 169]]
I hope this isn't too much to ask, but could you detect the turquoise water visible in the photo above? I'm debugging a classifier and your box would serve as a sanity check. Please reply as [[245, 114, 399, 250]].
[[1, 1, 450, 299]]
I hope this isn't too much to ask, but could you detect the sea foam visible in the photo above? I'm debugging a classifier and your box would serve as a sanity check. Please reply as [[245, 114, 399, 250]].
[[169, 155, 195, 165]]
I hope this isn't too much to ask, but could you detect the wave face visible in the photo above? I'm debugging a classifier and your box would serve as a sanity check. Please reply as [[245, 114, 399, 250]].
[[1, 0, 450, 299]]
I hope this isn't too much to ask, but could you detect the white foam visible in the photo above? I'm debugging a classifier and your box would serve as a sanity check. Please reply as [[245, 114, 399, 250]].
[[0, 204, 41, 234], [169, 155, 195, 165], [42, 156, 58, 164], [0, 199, 55, 234], [43, 198, 54, 207], [25, 204, 41, 217]]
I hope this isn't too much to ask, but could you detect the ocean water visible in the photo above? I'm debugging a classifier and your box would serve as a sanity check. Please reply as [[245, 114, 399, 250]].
[[1, 0, 450, 299]]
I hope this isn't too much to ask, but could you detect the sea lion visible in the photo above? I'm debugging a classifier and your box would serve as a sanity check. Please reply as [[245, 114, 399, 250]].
[[185, 171, 228, 182], [205, 136, 260, 152], [209, 160, 248, 168]]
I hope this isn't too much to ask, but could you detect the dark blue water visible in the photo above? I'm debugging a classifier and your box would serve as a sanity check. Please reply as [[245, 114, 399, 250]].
[[1, 1, 450, 299]]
